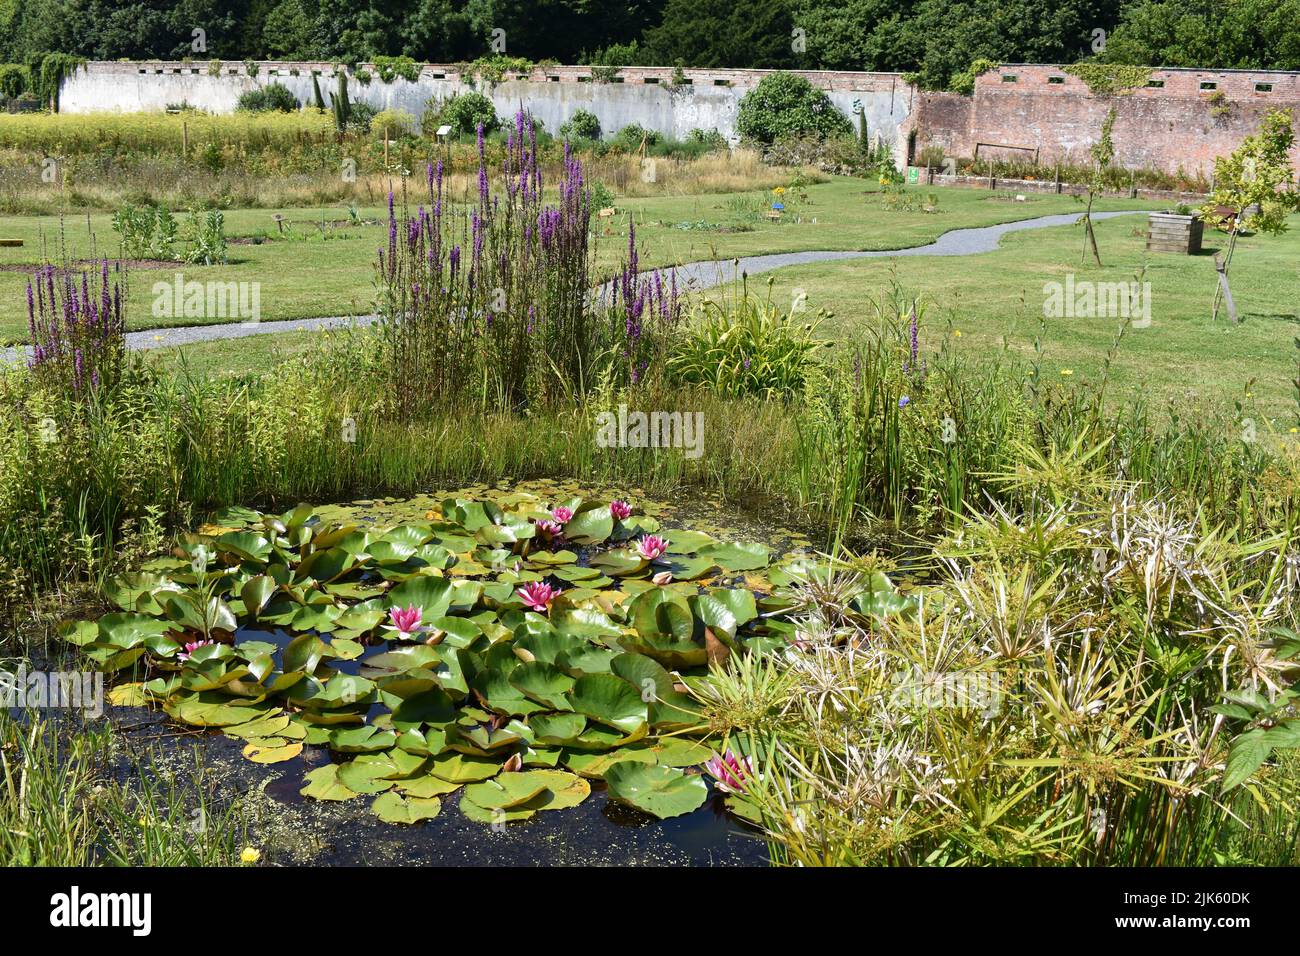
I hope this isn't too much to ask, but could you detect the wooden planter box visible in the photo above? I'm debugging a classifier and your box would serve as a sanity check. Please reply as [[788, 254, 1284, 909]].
[[1147, 212, 1203, 254]]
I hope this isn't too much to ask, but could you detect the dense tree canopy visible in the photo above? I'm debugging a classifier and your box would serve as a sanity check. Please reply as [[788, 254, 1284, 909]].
[[1, 0, 1295, 90]]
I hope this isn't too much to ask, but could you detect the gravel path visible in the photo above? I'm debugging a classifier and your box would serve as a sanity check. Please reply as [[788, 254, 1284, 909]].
[[3, 210, 1144, 364]]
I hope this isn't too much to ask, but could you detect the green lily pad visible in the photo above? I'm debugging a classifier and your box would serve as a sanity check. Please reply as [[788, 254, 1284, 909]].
[[300, 764, 361, 801], [371, 791, 442, 824], [604, 762, 709, 819], [569, 674, 649, 734]]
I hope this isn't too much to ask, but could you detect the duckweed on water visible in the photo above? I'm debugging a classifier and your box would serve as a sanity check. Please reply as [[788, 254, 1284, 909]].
[[59, 490, 916, 826]]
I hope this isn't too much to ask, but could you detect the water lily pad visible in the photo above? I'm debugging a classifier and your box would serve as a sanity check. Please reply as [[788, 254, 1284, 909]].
[[427, 752, 503, 783], [371, 791, 442, 824], [464, 772, 550, 809], [604, 762, 709, 819], [561, 747, 657, 779], [697, 541, 770, 572], [569, 674, 648, 734], [330, 725, 399, 753], [242, 740, 304, 764], [565, 506, 613, 544], [530, 712, 587, 744], [522, 769, 591, 810], [167, 696, 266, 728], [589, 551, 650, 576], [300, 764, 361, 801], [393, 773, 462, 798], [459, 798, 536, 825], [509, 661, 576, 711], [224, 712, 294, 740], [387, 576, 453, 619]]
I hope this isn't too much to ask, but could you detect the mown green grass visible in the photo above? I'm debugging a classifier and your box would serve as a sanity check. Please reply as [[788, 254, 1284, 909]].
[[139, 202, 1300, 424], [0, 179, 1160, 343], [714, 211, 1300, 422]]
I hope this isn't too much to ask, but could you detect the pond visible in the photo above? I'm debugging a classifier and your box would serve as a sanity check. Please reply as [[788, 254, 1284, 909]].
[[70, 480, 839, 867]]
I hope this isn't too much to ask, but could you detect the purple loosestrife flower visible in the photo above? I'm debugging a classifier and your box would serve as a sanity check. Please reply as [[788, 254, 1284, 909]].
[[905, 305, 919, 374]]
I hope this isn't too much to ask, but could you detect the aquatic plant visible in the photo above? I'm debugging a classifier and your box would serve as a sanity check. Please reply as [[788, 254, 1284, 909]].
[[387, 605, 422, 640], [59, 496, 911, 826]]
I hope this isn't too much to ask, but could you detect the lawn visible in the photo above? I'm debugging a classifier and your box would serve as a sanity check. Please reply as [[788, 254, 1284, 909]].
[[0, 179, 1160, 343], [134, 199, 1300, 427], [708, 210, 1300, 422]]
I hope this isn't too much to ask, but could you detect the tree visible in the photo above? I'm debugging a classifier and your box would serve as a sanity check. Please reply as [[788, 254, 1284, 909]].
[[1081, 107, 1115, 267], [1099, 0, 1300, 71], [1201, 110, 1300, 322], [262, 0, 320, 59], [642, 0, 796, 68], [736, 71, 851, 144]]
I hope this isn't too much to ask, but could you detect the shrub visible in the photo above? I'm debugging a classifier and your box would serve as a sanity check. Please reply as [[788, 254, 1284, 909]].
[[687, 128, 727, 150], [236, 83, 299, 113], [346, 102, 377, 134], [0, 64, 28, 100], [560, 108, 601, 141], [736, 71, 851, 145], [612, 123, 660, 151], [428, 91, 499, 135], [372, 55, 420, 84], [370, 108, 417, 140]]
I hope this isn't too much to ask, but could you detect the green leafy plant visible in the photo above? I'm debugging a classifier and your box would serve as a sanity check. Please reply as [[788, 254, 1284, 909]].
[[668, 277, 829, 400], [57, 496, 816, 826], [427, 91, 499, 135], [236, 83, 299, 113], [372, 56, 421, 84], [560, 108, 601, 142], [182, 209, 227, 266], [736, 72, 851, 145], [1201, 109, 1300, 321], [111, 204, 179, 260]]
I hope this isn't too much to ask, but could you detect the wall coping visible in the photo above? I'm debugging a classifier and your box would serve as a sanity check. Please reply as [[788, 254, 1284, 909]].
[[72, 60, 911, 92]]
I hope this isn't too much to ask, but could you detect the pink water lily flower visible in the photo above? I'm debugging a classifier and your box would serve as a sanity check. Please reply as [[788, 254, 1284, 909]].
[[610, 500, 632, 521], [518, 581, 561, 612], [703, 750, 755, 795], [635, 534, 668, 561], [534, 518, 563, 536], [178, 639, 215, 662], [552, 506, 574, 524], [388, 604, 423, 640]]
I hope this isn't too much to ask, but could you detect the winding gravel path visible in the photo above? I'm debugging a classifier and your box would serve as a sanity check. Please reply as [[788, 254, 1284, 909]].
[[3, 210, 1144, 364]]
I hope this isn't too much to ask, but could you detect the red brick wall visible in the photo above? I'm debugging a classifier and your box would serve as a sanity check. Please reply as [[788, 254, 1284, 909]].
[[913, 64, 1300, 177]]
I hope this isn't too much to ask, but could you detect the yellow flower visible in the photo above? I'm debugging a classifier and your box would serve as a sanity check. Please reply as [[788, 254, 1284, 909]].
[[137, 817, 147, 827], [1060, 369, 1074, 376], [1291, 427, 1299, 434], [953, 329, 962, 338], [240, 847, 261, 864]]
